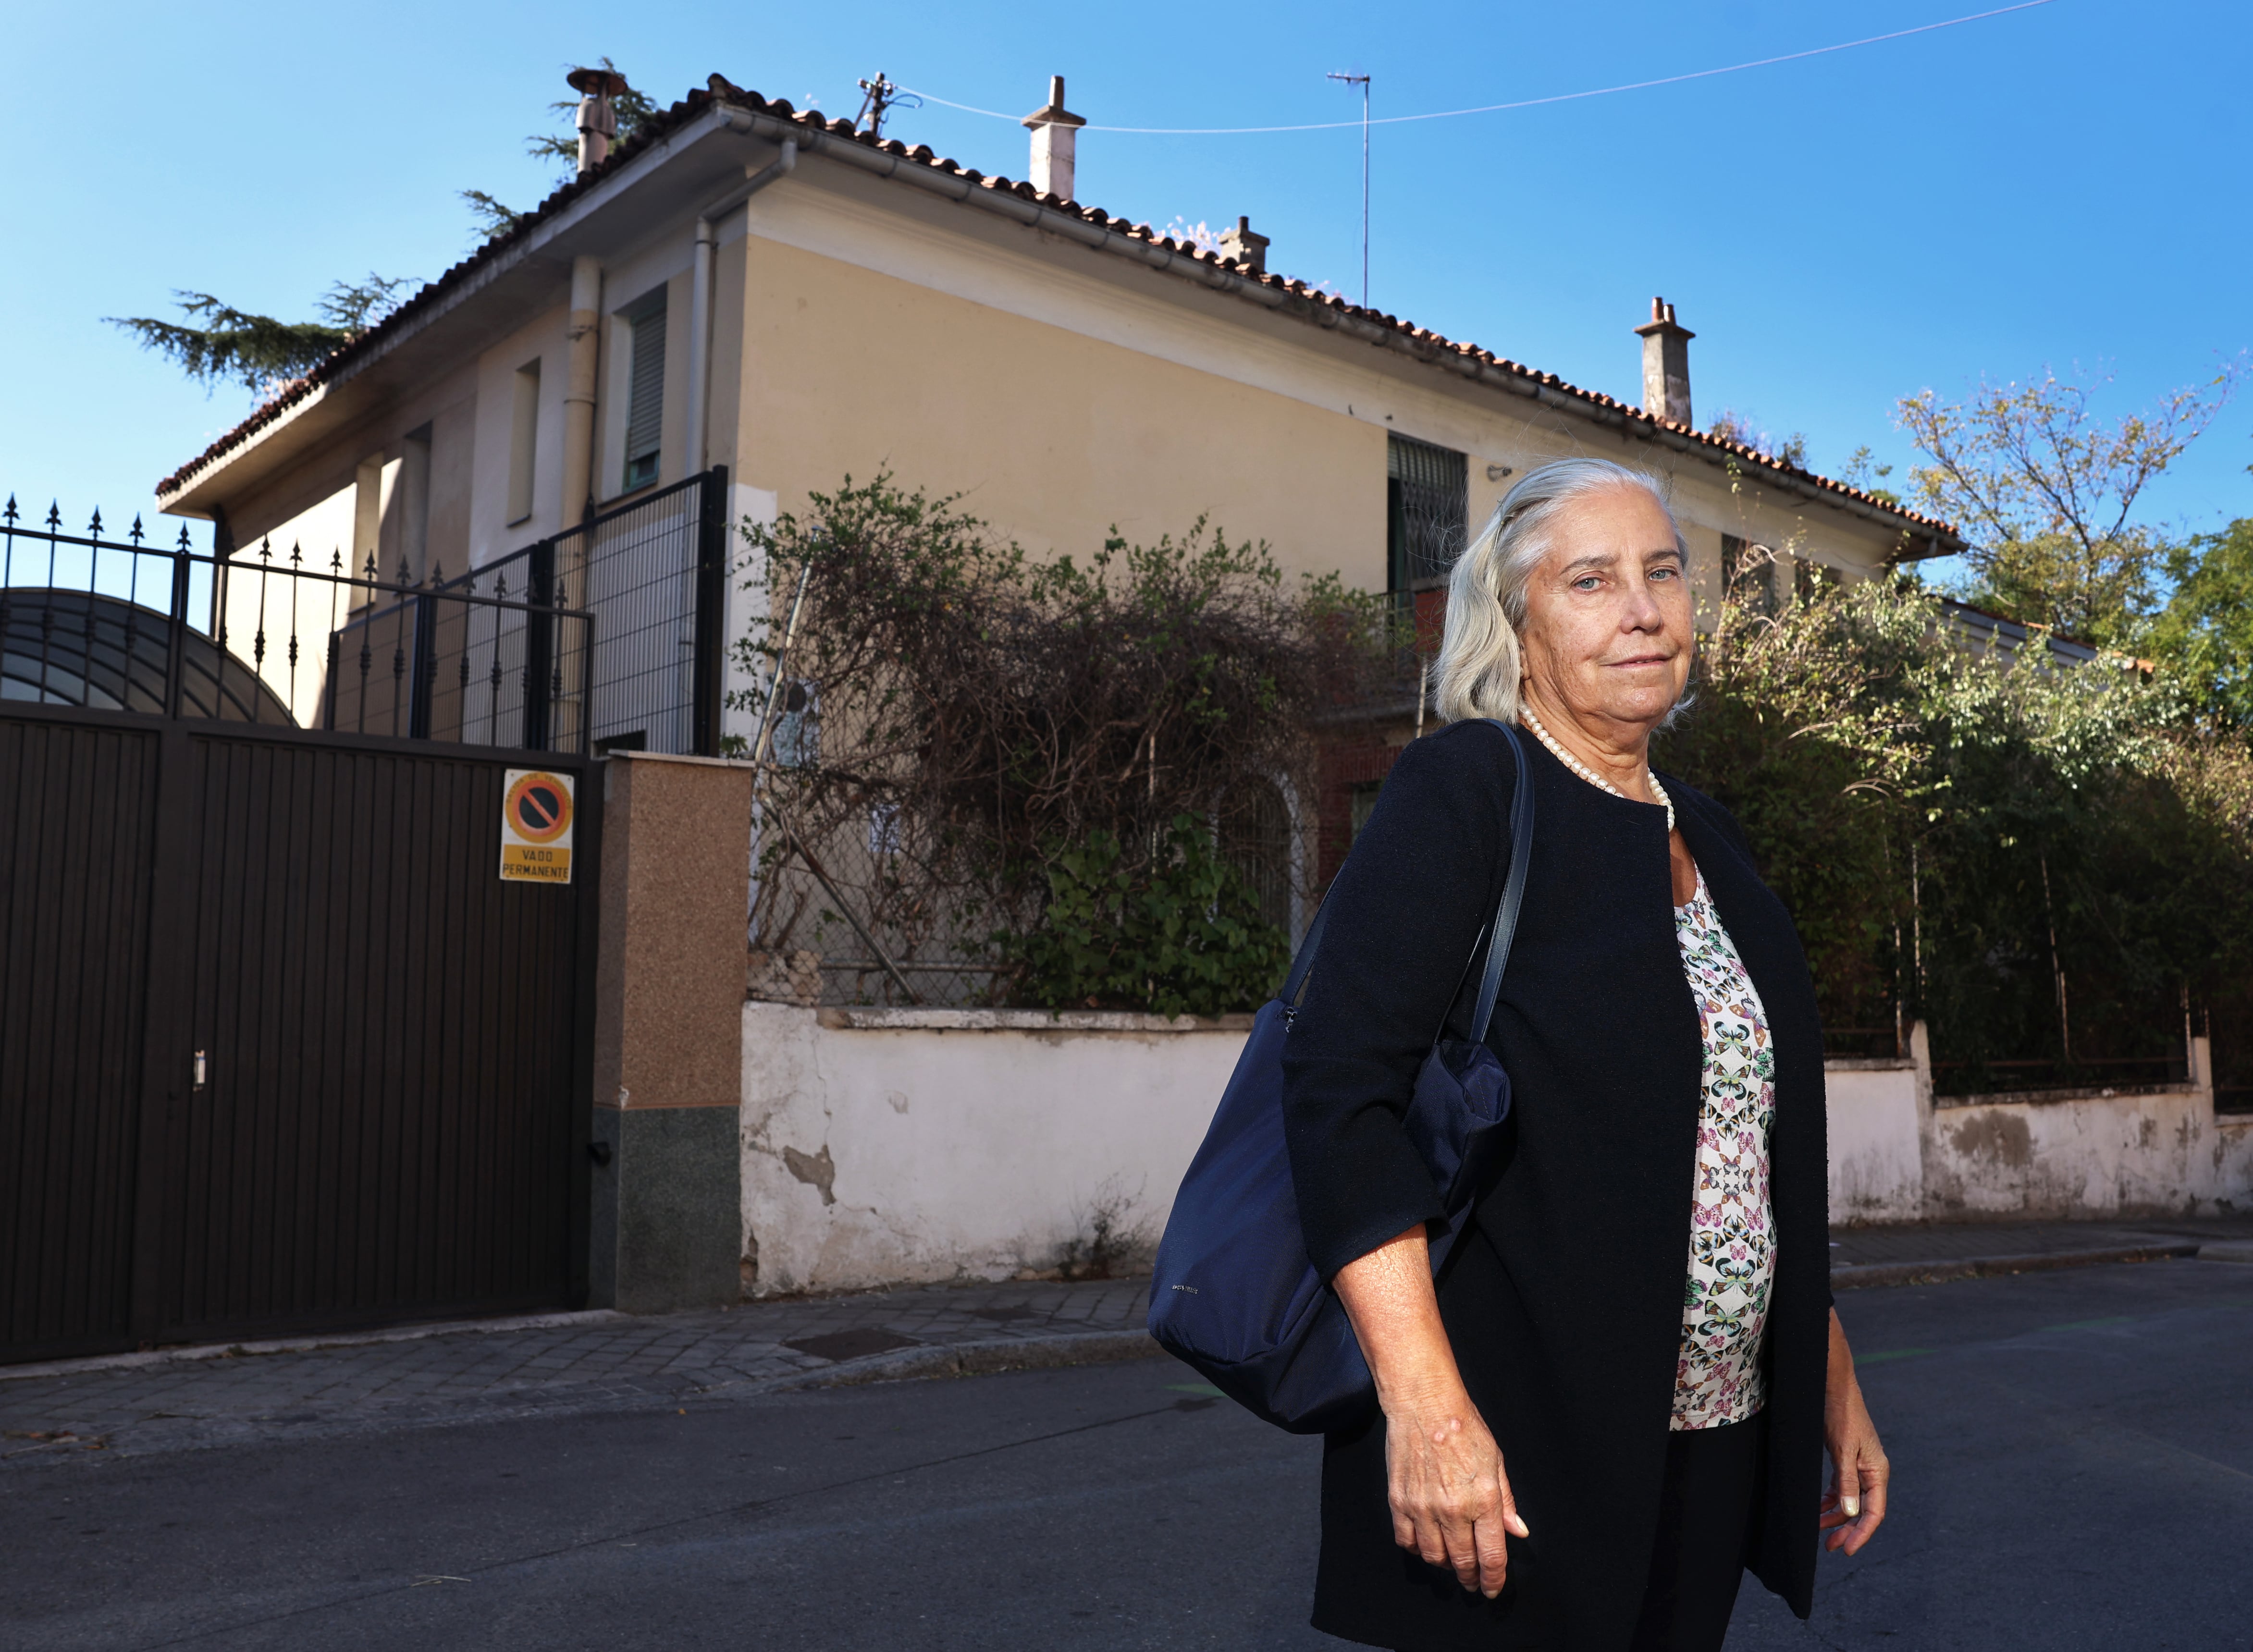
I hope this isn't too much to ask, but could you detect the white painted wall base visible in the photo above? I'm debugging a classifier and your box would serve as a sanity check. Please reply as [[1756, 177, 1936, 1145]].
[[739, 1004, 1249, 1296], [1827, 1026, 2253, 1224], [740, 1008, 2253, 1297], [1825, 1059, 1926, 1224]]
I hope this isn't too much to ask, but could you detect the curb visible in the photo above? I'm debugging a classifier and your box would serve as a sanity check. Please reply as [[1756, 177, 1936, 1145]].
[[0, 1310, 628, 1384], [769, 1329, 1164, 1392], [1831, 1243, 2200, 1290]]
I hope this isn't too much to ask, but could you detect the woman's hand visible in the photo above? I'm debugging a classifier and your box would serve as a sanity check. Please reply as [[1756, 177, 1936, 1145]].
[[1819, 1307, 1889, 1554], [1381, 1379, 1528, 1595], [1333, 1226, 1529, 1596]]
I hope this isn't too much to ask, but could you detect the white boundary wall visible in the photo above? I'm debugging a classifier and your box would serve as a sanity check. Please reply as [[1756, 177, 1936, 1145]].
[[741, 1009, 2253, 1295], [1825, 1026, 2253, 1224], [740, 1004, 1248, 1296]]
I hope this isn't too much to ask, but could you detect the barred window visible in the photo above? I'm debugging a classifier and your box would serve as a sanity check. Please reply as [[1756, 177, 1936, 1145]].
[[1387, 434, 1467, 593], [1724, 533, 1776, 617]]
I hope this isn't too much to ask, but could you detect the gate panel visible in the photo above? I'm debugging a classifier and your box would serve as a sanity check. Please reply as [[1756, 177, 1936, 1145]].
[[151, 733, 590, 1343], [0, 718, 159, 1359]]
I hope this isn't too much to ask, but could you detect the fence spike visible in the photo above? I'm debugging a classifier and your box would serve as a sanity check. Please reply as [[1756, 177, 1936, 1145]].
[[46, 502, 62, 531], [2, 496, 16, 526], [128, 514, 146, 545], [88, 508, 104, 538], [330, 548, 342, 575], [289, 541, 303, 568], [397, 554, 412, 587], [177, 524, 193, 551], [364, 551, 379, 584]]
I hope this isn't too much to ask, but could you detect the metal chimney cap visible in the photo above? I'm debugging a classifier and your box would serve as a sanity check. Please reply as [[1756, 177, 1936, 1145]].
[[567, 66, 629, 96]]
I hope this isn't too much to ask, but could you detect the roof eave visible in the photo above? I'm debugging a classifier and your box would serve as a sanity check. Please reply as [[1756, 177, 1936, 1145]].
[[158, 104, 751, 514]]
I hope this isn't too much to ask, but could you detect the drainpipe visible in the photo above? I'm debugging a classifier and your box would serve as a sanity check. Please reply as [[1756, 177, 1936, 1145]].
[[559, 255, 603, 531], [684, 139, 797, 478]]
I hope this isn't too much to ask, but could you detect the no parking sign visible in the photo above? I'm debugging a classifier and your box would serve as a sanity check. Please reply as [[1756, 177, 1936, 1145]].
[[500, 770, 575, 883]]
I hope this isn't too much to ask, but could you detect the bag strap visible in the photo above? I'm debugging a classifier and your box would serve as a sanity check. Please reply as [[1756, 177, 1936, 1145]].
[[1281, 719, 1534, 1028], [1468, 720, 1534, 1044]]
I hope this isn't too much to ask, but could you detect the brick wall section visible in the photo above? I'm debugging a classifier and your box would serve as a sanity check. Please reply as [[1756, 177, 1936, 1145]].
[[1316, 728, 1409, 887]]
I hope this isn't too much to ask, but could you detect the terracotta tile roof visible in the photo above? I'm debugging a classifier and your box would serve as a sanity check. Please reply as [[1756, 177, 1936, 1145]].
[[156, 77, 1960, 548]]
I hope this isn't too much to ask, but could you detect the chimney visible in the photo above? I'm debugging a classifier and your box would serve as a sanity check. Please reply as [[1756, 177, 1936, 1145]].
[[1633, 296, 1695, 426], [569, 66, 628, 175], [1219, 216, 1270, 274], [1021, 75, 1086, 200]]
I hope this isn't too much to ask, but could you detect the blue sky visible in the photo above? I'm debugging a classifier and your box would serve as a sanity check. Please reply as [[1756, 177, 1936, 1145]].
[[9, 0, 2249, 571]]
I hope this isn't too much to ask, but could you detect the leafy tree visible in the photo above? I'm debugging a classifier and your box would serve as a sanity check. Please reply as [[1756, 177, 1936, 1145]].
[[1657, 568, 2253, 1089], [106, 275, 412, 395], [2141, 513, 2253, 731], [1706, 409, 1808, 467], [1836, 444, 1901, 506], [460, 58, 657, 245], [1896, 367, 2236, 642], [731, 474, 1398, 1013]]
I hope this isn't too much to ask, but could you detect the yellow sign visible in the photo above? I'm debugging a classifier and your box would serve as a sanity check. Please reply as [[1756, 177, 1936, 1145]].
[[500, 769, 575, 883]]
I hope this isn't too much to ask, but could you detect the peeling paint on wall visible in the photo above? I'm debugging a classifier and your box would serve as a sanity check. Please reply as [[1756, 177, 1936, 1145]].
[[783, 1143, 837, 1206]]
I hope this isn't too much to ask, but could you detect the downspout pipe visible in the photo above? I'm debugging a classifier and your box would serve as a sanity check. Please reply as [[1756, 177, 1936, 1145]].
[[709, 107, 1953, 557], [559, 255, 603, 529], [684, 138, 797, 478]]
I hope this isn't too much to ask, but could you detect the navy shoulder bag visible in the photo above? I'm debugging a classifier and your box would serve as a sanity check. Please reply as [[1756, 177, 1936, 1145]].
[[1146, 721, 1535, 1433]]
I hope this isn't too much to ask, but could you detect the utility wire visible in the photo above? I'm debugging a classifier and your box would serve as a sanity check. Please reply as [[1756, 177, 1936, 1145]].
[[903, 0, 2058, 135]]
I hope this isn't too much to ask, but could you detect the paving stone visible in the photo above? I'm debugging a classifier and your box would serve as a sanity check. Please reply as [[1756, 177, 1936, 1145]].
[[9, 1217, 2250, 1463]]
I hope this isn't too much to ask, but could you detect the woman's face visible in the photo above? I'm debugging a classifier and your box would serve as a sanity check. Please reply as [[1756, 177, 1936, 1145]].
[[1516, 486, 1695, 740]]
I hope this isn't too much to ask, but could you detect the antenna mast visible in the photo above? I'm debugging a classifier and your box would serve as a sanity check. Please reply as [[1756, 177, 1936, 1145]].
[[1326, 72, 1371, 307], [854, 71, 904, 136]]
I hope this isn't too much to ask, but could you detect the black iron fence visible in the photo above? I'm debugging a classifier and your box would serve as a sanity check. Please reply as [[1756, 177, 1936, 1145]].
[[2, 497, 592, 752], [475, 469, 732, 757]]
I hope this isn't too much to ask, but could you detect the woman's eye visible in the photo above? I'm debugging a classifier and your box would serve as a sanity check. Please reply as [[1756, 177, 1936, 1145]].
[[1573, 576, 1600, 591]]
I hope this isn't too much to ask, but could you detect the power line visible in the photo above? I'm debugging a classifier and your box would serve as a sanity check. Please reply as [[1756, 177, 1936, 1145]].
[[902, 0, 2058, 136]]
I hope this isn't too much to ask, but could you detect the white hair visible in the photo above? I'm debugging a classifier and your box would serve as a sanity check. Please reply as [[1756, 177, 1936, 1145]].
[[1433, 457, 1690, 726]]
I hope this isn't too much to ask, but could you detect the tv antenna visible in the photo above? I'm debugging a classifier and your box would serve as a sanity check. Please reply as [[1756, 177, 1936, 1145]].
[[1327, 71, 1371, 307], [854, 71, 919, 137]]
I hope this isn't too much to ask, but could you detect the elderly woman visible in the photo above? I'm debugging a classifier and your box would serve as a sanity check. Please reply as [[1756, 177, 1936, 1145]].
[[1281, 458, 1888, 1651]]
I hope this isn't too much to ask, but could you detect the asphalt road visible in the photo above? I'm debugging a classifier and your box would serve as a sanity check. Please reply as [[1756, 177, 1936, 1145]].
[[4, 1258, 2249, 1652]]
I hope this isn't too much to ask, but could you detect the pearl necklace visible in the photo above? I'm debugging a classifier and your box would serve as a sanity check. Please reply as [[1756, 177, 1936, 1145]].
[[1519, 707, 1675, 832]]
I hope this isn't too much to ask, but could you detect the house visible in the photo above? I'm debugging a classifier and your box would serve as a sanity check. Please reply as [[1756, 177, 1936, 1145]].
[[154, 69, 1962, 875]]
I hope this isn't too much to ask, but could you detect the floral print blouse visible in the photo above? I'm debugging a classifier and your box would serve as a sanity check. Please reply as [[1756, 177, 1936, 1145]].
[[1670, 868, 1777, 1431]]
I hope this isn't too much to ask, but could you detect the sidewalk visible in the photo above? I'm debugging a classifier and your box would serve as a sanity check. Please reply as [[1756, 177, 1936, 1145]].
[[7, 1216, 2252, 1463]]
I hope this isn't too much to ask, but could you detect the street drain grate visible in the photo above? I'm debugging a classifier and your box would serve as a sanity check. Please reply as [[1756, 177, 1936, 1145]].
[[783, 1328, 922, 1363]]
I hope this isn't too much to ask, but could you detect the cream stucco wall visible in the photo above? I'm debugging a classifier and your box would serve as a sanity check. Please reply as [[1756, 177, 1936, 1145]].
[[723, 176, 1907, 598], [734, 233, 1389, 584]]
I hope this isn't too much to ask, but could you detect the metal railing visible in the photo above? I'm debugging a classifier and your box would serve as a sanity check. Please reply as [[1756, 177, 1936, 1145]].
[[477, 468, 731, 757], [2, 497, 593, 751]]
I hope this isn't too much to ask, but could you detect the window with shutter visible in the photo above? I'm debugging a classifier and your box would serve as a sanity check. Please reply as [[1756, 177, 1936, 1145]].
[[1386, 434, 1468, 593], [620, 289, 667, 492]]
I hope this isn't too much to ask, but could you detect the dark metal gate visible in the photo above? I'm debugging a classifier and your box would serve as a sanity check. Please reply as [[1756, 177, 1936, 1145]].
[[1, 507, 600, 1363]]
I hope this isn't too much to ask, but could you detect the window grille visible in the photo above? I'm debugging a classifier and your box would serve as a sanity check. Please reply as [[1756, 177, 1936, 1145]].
[[1387, 434, 1467, 591], [621, 289, 667, 493]]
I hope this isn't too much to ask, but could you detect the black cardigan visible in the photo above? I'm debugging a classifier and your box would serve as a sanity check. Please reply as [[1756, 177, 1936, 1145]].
[[1281, 720, 1829, 1651]]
